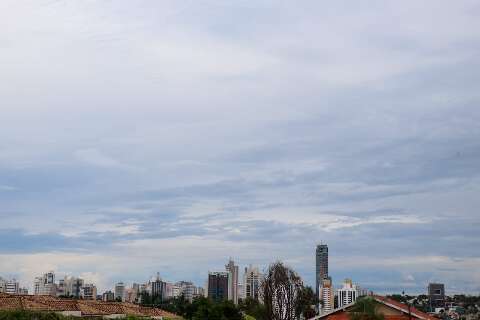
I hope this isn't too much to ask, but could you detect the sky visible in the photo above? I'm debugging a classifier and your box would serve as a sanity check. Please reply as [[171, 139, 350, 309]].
[[0, 0, 480, 295]]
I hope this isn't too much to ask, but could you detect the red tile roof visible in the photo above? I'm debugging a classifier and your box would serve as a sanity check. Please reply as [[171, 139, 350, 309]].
[[309, 295, 438, 320], [0, 294, 181, 318], [372, 295, 437, 320]]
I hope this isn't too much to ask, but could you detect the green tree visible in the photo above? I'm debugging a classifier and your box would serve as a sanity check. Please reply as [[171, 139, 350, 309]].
[[349, 297, 385, 320], [238, 297, 267, 320], [296, 286, 317, 319]]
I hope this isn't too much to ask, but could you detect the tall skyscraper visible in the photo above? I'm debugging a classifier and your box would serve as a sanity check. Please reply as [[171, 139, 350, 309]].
[[225, 259, 239, 304], [207, 271, 230, 302], [316, 244, 328, 299]]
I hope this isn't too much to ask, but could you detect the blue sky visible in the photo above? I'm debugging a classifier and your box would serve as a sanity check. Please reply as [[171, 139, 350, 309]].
[[1, 0, 480, 295]]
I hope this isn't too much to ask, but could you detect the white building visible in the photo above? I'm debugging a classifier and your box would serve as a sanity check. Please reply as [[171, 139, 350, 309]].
[[243, 265, 262, 301], [337, 278, 362, 308], [5, 279, 20, 295], [319, 277, 334, 314], [115, 282, 125, 301]]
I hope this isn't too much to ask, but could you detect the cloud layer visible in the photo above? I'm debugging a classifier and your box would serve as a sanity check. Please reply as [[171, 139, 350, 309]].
[[1, 0, 479, 294]]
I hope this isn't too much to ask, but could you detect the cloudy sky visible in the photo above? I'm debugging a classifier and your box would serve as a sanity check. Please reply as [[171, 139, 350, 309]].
[[1, 0, 480, 295]]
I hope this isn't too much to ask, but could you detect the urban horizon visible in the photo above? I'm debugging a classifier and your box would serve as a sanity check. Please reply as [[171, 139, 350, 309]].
[[1, 247, 473, 296]]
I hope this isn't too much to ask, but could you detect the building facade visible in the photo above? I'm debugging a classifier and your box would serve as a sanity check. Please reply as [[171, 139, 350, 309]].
[[319, 277, 334, 314], [208, 271, 230, 302], [34, 272, 56, 296], [115, 282, 125, 301], [81, 284, 97, 300], [337, 278, 361, 308], [102, 290, 115, 302], [150, 274, 167, 301], [63, 276, 84, 298]]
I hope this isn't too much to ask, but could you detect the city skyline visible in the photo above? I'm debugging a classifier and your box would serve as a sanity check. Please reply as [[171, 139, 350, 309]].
[[0, 251, 458, 296], [1, 0, 479, 296]]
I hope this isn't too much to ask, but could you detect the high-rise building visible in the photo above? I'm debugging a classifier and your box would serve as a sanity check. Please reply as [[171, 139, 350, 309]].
[[81, 284, 97, 300], [208, 271, 230, 302], [63, 276, 84, 298], [338, 279, 361, 308], [150, 273, 167, 301], [428, 283, 445, 309], [319, 277, 334, 314], [115, 282, 125, 301], [170, 284, 182, 299], [225, 259, 239, 304], [34, 271, 56, 296], [244, 265, 262, 301], [176, 281, 197, 302], [316, 244, 329, 299], [124, 283, 140, 303]]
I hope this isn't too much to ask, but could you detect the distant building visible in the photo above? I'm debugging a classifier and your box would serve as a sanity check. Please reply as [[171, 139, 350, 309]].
[[244, 265, 262, 301], [18, 287, 28, 295], [170, 284, 182, 299], [63, 276, 84, 298], [238, 283, 244, 300], [0, 277, 6, 293], [115, 282, 125, 301], [124, 283, 140, 303], [225, 259, 239, 304], [150, 274, 167, 301], [5, 279, 20, 295], [81, 284, 97, 300], [102, 290, 115, 302], [176, 281, 197, 302], [316, 244, 328, 299], [34, 271, 56, 296], [338, 278, 361, 308], [208, 271, 230, 302], [319, 277, 334, 314], [428, 283, 445, 309]]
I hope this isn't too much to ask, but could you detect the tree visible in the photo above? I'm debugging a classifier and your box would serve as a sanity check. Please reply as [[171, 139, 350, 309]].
[[296, 286, 317, 319], [261, 261, 304, 320], [349, 297, 385, 320], [239, 297, 267, 320]]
